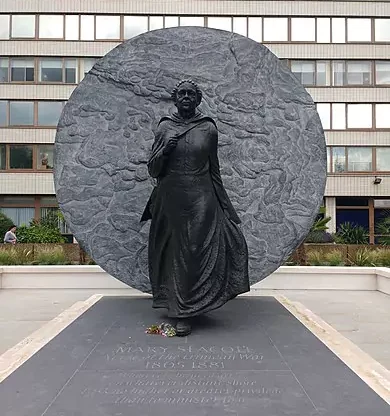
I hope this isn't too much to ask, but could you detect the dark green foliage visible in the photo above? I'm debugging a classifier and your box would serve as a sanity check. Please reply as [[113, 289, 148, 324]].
[[376, 216, 390, 245], [0, 212, 15, 241], [335, 222, 369, 245], [17, 222, 65, 244], [305, 231, 335, 243]]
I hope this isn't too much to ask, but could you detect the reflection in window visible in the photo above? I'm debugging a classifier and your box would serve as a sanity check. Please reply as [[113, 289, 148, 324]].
[[376, 61, 390, 84], [39, 59, 62, 82], [180, 16, 204, 27], [317, 18, 330, 43], [347, 61, 371, 85], [316, 61, 331, 86], [96, 15, 120, 39], [11, 59, 34, 82], [233, 17, 247, 36], [65, 15, 79, 40], [291, 18, 315, 42], [164, 16, 179, 28], [149, 16, 164, 31], [0, 144, 5, 170], [11, 15, 35, 38], [332, 18, 346, 43], [263, 18, 288, 41], [81, 15, 94, 40], [208, 17, 231, 31], [348, 147, 372, 171], [333, 61, 346, 86], [0, 101, 6, 126], [376, 104, 390, 128], [291, 61, 315, 85], [332, 104, 346, 129], [327, 147, 331, 172], [39, 15, 63, 38], [347, 19, 371, 42], [375, 19, 390, 42], [0, 15, 10, 39], [81, 58, 97, 79], [0, 58, 9, 82], [248, 18, 262, 42], [9, 145, 33, 169], [65, 59, 77, 83], [124, 16, 148, 38], [37, 101, 63, 126], [347, 104, 372, 128], [377, 148, 390, 171], [37, 145, 54, 170], [332, 147, 346, 172], [317, 103, 331, 129], [10, 101, 34, 126]]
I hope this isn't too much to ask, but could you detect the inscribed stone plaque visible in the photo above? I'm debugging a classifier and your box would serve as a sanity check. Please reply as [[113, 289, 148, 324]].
[[54, 27, 327, 291]]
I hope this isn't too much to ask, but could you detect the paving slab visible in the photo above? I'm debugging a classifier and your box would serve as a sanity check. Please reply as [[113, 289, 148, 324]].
[[0, 296, 389, 416]]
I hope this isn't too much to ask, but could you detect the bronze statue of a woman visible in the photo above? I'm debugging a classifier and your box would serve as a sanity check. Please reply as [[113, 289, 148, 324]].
[[141, 80, 250, 336]]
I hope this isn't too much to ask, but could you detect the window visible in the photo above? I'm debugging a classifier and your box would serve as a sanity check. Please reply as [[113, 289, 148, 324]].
[[0, 207, 35, 227], [291, 61, 315, 85], [65, 15, 79, 40], [263, 18, 288, 41], [39, 59, 62, 82], [10, 59, 34, 82], [376, 104, 390, 128], [37, 101, 64, 126], [317, 18, 330, 43], [164, 16, 179, 28], [316, 61, 331, 86], [291, 18, 315, 42], [180, 17, 204, 27], [233, 17, 247, 36], [375, 19, 390, 42], [333, 61, 346, 86], [332, 18, 346, 43], [326, 147, 331, 172], [37, 145, 54, 170], [376, 148, 390, 171], [332, 148, 346, 172], [347, 104, 372, 128], [149, 16, 164, 31], [346, 61, 371, 85], [375, 61, 390, 85], [81, 58, 97, 79], [347, 19, 371, 42], [332, 104, 346, 129], [347, 147, 372, 171], [39, 15, 64, 38], [0, 145, 5, 170], [81, 15, 94, 40], [0, 101, 6, 126], [11, 15, 35, 38], [9, 145, 33, 169], [9, 101, 34, 126], [0, 15, 10, 39], [208, 17, 231, 31], [124, 16, 148, 38], [0, 58, 9, 82], [248, 17, 262, 42], [96, 15, 120, 39], [65, 59, 77, 83], [317, 104, 331, 129]]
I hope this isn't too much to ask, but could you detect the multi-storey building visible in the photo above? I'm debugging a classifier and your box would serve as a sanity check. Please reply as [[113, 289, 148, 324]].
[[0, 1, 389, 243]]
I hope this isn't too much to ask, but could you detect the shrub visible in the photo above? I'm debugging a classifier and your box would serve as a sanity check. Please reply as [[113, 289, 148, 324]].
[[305, 231, 335, 243], [371, 248, 390, 267], [34, 246, 69, 265], [306, 250, 324, 266], [0, 248, 33, 265], [376, 217, 390, 246], [0, 212, 15, 242], [349, 248, 375, 267], [17, 223, 65, 243], [324, 250, 344, 266], [335, 222, 369, 245]]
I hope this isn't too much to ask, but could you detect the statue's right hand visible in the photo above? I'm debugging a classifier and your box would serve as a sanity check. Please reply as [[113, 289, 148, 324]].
[[163, 137, 179, 155]]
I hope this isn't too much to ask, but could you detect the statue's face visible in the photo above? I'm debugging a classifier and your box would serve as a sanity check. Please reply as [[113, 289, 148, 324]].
[[175, 82, 198, 113]]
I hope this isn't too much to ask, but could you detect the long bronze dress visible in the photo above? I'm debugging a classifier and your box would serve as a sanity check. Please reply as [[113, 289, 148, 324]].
[[141, 111, 249, 318]]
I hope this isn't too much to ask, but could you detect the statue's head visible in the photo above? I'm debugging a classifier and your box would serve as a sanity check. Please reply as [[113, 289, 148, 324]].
[[171, 79, 202, 115]]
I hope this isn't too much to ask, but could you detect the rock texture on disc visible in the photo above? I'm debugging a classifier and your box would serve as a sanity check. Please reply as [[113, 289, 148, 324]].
[[54, 27, 327, 293]]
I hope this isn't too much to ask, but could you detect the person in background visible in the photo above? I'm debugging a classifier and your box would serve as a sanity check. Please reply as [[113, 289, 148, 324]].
[[4, 225, 17, 245]]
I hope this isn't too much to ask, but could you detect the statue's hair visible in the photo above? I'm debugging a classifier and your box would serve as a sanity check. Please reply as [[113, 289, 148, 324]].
[[171, 79, 202, 105]]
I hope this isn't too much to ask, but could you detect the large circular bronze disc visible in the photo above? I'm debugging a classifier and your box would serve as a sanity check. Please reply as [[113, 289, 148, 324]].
[[54, 27, 326, 292]]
